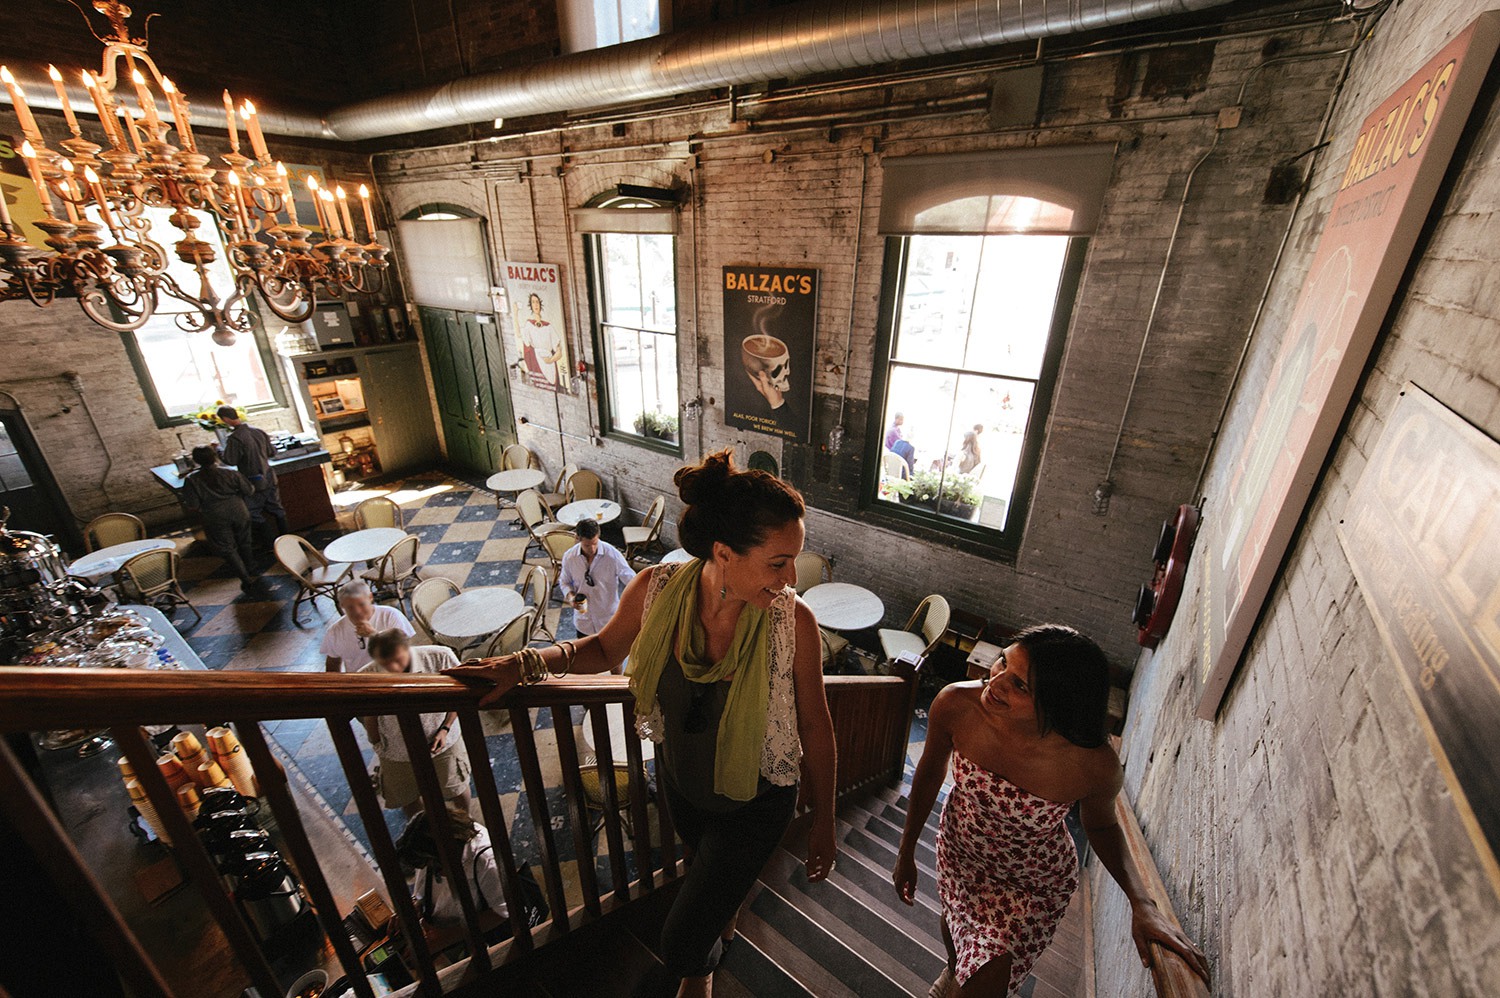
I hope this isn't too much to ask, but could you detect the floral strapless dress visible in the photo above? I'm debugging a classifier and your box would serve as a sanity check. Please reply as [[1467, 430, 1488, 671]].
[[936, 752, 1080, 993]]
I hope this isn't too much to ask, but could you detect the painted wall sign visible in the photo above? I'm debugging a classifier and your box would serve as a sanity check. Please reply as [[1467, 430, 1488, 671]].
[[721, 265, 818, 443], [1, 133, 51, 247], [1196, 12, 1500, 718], [501, 260, 571, 393], [1336, 384, 1500, 901]]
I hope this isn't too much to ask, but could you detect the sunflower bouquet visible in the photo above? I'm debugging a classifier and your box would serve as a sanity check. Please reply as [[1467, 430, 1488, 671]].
[[186, 401, 245, 432]]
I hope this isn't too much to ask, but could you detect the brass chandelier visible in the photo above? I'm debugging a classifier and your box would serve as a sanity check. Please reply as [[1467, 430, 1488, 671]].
[[0, 1, 389, 344]]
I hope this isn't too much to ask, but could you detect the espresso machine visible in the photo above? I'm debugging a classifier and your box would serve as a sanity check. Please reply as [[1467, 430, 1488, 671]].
[[0, 505, 107, 661]]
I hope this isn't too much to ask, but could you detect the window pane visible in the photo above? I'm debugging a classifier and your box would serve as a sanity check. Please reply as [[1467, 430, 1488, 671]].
[[966, 235, 1068, 379], [134, 316, 278, 416], [87, 204, 238, 315], [893, 236, 977, 370], [894, 234, 1068, 379], [594, 225, 678, 443]]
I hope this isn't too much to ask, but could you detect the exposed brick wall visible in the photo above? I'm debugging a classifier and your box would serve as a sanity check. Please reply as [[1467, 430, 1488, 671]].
[[0, 111, 377, 533], [1091, 0, 1500, 993], [376, 20, 1348, 664]]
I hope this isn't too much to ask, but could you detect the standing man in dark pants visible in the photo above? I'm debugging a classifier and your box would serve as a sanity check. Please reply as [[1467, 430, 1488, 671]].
[[181, 446, 263, 592], [217, 404, 288, 556]]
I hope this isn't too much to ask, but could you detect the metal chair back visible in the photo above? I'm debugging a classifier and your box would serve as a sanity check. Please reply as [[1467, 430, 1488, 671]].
[[567, 469, 604, 501], [483, 609, 535, 658], [411, 577, 461, 639], [520, 565, 553, 643], [86, 512, 146, 552], [354, 496, 403, 530], [794, 551, 832, 595]]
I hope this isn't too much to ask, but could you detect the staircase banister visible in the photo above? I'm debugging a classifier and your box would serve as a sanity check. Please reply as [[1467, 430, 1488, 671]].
[[1111, 742, 1211, 998]]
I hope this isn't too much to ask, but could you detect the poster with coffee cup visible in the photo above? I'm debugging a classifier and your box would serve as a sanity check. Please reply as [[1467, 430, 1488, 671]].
[[722, 265, 818, 443]]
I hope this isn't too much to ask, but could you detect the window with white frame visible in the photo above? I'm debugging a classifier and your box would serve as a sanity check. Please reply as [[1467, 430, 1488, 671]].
[[582, 198, 680, 448]]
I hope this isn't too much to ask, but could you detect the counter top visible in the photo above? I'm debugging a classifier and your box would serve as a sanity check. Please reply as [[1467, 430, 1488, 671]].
[[150, 448, 332, 492]]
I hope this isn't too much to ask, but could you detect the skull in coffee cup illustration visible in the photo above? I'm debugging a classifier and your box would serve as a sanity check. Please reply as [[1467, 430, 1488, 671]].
[[741, 333, 792, 410]]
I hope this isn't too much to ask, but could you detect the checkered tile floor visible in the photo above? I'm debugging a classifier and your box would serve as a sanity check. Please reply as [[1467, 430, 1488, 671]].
[[165, 471, 646, 905]]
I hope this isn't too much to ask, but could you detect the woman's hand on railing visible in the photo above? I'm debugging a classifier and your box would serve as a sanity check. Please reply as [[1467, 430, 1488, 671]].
[[1131, 899, 1211, 984], [444, 656, 523, 708]]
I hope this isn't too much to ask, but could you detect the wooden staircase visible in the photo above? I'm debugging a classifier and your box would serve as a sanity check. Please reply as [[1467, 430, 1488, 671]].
[[467, 782, 1092, 998]]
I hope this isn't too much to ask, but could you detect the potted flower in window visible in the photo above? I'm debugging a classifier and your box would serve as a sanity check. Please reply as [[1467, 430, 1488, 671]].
[[186, 401, 246, 447], [632, 410, 679, 443], [888, 470, 981, 520]]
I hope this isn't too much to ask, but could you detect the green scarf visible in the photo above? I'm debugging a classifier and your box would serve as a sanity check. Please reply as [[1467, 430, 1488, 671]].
[[627, 560, 770, 801]]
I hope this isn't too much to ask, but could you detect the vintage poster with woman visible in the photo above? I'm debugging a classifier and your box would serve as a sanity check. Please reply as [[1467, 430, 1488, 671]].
[[502, 261, 571, 393]]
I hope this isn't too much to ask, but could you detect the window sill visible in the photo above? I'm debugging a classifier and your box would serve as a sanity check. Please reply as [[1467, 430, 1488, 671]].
[[603, 428, 683, 457], [857, 498, 1020, 562], [154, 402, 287, 431]]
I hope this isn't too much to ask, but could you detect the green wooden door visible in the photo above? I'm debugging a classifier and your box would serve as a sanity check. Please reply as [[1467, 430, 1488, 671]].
[[420, 306, 515, 475]]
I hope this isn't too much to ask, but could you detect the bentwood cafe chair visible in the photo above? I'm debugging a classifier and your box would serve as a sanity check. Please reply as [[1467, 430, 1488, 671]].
[[115, 549, 201, 625]]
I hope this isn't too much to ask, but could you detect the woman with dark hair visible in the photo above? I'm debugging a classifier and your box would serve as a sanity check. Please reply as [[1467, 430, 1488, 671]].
[[893, 625, 1209, 996], [180, 445, 260, 590], [451, 449, 837, 998]]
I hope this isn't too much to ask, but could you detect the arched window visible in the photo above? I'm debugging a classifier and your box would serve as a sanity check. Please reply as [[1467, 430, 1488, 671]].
[[867, 145, 1111, 551], [578, 192, 680, 450]]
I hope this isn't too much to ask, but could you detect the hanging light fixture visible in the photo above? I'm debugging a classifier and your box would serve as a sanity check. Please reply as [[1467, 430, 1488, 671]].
[[0, 1, 389, 344]]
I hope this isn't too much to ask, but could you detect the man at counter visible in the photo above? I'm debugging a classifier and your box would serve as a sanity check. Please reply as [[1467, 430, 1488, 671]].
[[217, 405, 289, 551], [322, 580, 415, 673], [181, 446, 262, 592]]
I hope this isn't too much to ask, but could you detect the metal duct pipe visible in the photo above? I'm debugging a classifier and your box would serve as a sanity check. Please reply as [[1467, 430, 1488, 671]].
[[326, 0, 1238, 140], [1, 0, 1238, 142]]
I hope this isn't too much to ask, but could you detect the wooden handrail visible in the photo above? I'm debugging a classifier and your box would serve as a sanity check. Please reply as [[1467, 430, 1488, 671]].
[[3, 659, 924, 996], [1111, 754, 1211, 998], [0, 667, 634, 732]]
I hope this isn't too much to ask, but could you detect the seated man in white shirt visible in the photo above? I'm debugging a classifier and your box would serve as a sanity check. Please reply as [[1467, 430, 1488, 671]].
[[557, 518, 635, 672], [321, 579, 415, 672]]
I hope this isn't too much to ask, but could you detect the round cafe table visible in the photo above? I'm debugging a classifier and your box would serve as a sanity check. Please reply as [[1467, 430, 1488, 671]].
[[486, 468, 547, 507], [581, 701, 655, 763], [556, 499, 621, 527], [803, 582, 886, 631], [69, 539, 177, 580], [660, 548, 693, 564], [323, 527, 408, 565], [430, 587, 527, 646]]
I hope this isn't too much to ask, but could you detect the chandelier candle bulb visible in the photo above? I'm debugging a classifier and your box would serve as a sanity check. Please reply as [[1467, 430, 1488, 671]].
[[226, 171, 250, 234], [221, 90, 239, 151], [335, 186, 355, 240], [321, 189, 343, 238], [129, 67, 159, 127], [0, 178, 13, 231], [46, 65, 82, 137], [82, 72, 122, 148], [17, 142, 52, 214], [358, 185, 376, 239], [161, 78, 194, 151], [306, 176, 329, 234], [0, 67, 42, 145], [82, 166, 117, 234], [117, 104, 144, 155], [56, 163, 80, 223], [276, 163, 299, 225], [241, 100, 270, 161]]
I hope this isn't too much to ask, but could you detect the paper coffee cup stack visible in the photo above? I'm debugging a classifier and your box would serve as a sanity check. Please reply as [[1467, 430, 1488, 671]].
[[207, 726, 260, 797]]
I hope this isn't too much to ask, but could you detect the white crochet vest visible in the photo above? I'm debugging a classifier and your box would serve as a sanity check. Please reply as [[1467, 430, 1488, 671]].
[[632, 563, 802, 787]]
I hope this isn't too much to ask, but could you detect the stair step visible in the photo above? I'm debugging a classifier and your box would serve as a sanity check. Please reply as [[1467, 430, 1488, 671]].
[[876, 801, 940, 850], [741, 886, 912, 998], [841, 820, 938, 885], [846, 801, 940, 872], [760, 846, 945, 993], [717, 929, 816, 997]]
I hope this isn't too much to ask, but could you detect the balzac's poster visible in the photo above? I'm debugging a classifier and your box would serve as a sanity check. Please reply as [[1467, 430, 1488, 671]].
[[1195, 13, 1500, 718], [501, 261, 571, 394], [722, 265, 818, 443], [1337, 385, 1500, 901]]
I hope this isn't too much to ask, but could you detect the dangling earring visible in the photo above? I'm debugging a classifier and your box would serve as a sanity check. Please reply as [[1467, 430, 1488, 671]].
[[720, 584, 727, 600]]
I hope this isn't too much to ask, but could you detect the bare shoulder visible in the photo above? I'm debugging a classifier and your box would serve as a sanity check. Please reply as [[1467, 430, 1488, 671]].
[[1081, 741, 1124, 797], [929, 680, 981, 731]]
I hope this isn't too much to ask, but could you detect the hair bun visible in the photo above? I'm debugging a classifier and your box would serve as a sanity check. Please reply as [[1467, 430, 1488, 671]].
[[674, 449, 735, 506]]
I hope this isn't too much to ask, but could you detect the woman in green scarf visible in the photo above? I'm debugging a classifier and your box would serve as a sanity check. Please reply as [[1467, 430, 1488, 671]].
[[451, 450, 838, 998]]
